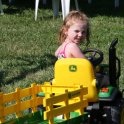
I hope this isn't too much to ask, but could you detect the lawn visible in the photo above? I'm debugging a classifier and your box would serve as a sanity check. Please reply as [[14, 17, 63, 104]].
[[0, 0, 124, 93]]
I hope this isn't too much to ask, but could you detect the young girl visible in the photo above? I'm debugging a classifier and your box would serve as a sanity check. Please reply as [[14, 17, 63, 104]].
[[55, 10, 90, 59]]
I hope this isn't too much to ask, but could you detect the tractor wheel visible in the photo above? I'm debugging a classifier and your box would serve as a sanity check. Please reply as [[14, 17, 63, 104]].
[[88, 109, 103, 124], [104, 99, 124, 124]]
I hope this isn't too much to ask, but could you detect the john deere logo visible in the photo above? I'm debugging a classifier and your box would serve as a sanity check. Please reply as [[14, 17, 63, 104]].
[[69, 65, 77, 72]]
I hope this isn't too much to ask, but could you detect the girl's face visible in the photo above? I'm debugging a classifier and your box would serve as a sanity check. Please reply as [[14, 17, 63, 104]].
[[65, 21, 87, 44]]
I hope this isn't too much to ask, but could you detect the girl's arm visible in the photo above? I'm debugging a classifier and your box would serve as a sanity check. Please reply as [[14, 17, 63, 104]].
[[55, 46, 61, 57], [67, 43, 86, 58]]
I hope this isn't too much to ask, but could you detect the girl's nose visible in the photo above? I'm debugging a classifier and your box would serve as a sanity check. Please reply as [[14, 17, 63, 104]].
[[78, 32, 82, 36]]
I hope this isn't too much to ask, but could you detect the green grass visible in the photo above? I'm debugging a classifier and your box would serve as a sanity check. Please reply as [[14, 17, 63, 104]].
[[0, 0, 124, 93]]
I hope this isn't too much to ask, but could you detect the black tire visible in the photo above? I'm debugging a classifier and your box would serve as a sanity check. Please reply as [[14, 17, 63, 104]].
[[88, 109, 103, 124], [104, 99, 124, 124]]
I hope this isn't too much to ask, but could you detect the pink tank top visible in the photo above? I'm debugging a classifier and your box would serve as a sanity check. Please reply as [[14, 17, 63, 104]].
[[57, 43, 69, 59]]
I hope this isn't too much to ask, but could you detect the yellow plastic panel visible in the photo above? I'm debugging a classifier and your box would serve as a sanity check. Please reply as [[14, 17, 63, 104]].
[[53, 58, 98, 102]]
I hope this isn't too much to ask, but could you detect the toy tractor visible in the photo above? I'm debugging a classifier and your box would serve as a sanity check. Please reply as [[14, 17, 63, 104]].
[[52, 39, 124, 124], [0, 39, 123, 124]]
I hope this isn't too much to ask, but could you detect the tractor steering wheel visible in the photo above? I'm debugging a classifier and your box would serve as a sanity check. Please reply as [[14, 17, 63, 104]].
[[83, 48, 104, 66]]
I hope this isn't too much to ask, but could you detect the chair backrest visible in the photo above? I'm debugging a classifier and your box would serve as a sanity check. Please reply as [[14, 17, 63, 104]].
[[53, 58, 98, 102]]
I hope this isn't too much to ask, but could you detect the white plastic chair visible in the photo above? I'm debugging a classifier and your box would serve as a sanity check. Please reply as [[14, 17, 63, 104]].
[[0, 0, 4, 14], [35, 0, 47, 20], [60, 0, 79, 20], [52, 0, 79, 20], [35, 0, 79, 21]]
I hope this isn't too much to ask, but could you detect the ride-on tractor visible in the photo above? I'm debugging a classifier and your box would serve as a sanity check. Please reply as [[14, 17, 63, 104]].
[[52, 38, 124, 124], [0, 39, 124, 124]]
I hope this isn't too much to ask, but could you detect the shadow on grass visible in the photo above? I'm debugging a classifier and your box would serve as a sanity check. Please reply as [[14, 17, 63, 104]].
[[2, 0, 124, 17], [0, 54, 57, 85], [77, 0, 124, 17], [0, 71, 5, 88], [2, 0, 53, 15]]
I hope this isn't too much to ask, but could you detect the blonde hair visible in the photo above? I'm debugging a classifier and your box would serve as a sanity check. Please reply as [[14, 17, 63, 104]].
[[59, 10, 90, 44]]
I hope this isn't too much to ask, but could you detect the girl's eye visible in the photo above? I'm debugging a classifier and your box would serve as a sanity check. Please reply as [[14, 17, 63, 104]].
[[74, 30, 86, 34], [74, 30, 79, 33], [82, 31, 86, 34]]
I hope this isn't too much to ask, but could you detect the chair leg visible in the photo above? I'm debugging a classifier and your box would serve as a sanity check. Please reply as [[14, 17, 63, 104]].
[[42, 0, 47, 5], [61, 0, 70, 20], [88, 0, 92, 4], [0, 0, 4, 14], [9, 0, 13, 4], [52, 0, 60, 17], [75, 0, 79, 11], [35, 0, 39, 21], [115, 0, 119, 8]]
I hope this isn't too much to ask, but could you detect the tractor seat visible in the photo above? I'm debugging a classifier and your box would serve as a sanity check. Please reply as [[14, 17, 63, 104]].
[[52, 58, 98, 102]]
